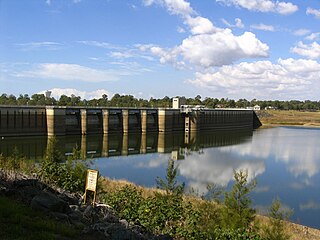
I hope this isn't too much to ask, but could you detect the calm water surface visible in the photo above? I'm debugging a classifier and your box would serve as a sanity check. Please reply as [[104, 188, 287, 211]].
[[1, 127, 319, 228]]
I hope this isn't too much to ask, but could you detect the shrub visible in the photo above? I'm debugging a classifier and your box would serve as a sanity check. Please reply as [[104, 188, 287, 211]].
[[38, 137, 89, 192], [262, 198, 292, 240], [104, 185, 143, 223], [222, 169, 257, 230]]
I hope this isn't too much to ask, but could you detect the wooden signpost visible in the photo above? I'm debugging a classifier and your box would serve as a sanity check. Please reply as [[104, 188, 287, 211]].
[[84, 169, 98, 205]]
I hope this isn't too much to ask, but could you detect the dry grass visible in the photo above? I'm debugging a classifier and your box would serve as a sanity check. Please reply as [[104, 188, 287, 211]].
[[257, 215, 320, 240], [258, 110, 320, 127]]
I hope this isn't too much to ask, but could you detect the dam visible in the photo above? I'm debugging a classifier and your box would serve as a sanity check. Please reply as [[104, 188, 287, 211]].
[[0, 104, 261, 137]]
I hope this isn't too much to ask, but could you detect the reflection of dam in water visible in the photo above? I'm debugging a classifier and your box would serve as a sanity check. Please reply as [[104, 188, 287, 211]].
[[0, 130, 253, 160]]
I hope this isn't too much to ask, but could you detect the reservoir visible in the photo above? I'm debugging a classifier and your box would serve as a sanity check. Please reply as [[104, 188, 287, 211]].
[[0, 126, 319, 229]]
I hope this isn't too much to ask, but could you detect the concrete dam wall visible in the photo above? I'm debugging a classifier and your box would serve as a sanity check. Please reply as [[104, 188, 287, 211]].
[[0, 106, 261, 137]]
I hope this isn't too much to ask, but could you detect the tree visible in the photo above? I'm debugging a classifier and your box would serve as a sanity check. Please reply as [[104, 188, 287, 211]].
[[156, 159, 184, 195], [263, 199, 292, 240], [17, 94, 30, 105], [30, 94, 46, 105], [222, 170, 256, 229]]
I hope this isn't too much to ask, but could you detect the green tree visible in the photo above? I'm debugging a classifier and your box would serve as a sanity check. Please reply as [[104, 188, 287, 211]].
[[222, 170, 256, 230], [263, 198, 292, 240], [156, 159, 184, 195], [17, 94, 30, 105]]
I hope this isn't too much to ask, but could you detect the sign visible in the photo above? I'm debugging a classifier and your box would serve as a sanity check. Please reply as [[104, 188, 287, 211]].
[[84, 169, 98, 205]]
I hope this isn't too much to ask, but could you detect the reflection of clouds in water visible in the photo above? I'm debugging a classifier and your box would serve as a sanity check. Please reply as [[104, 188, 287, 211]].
[[135, 155, 169, 168], [254, 185, 270, 193], [290, 178, 313, 190], [300, 200, 320, 211], [221, 127, 320, 178], [178, 149, 265, 194]]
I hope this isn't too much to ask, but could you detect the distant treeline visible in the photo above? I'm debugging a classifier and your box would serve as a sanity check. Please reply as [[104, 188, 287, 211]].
[[0, 93, 319, 110]]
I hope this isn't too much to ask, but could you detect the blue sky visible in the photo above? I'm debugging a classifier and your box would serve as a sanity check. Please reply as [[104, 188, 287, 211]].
[[0, 0, 320, 100]]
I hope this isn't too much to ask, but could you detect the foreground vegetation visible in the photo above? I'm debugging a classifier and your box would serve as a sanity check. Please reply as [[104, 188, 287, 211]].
[[1, 138, 319, 239], [1, 92, 320, 111], [0, 195, 79, 240]]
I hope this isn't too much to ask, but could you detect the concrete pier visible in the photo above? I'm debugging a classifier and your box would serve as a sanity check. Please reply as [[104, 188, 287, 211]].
[[46, 107, 66, 136]]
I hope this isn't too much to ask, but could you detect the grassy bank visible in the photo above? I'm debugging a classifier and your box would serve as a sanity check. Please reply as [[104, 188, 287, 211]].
[[99, 177, 320, 240], [258, 110, 320, 127]]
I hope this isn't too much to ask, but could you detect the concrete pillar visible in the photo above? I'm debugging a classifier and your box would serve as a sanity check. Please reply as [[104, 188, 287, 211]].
[[46, 107, 66, 136], [122, 109, 129, 133], [122, 133, 128, 155], [158, 109, 172, 132], [141, 110, 147, 133], [81, 109, 87, 135], [101, 134, 109, 157], [103, 110, 109, 134], [140, 132, 147, 154]]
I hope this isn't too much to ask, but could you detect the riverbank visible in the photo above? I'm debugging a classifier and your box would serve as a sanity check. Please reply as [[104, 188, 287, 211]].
[[257, 110, 320, 127], [1, 169, 320, 239], [101, 177, 320, 240]]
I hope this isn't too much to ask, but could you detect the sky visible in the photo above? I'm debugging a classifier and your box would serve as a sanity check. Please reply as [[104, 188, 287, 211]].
[[0, 0, 320, 101]]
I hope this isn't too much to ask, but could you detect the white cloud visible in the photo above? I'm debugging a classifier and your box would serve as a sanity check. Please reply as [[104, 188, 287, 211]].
[[177, 26, 186, 33], [185, 16, 217, 34], [291, 41, 320, 59], [141, 0, 269, 67], [142, 30, 268, 67], [143, 0, 195, 16], [235, 18, 244, 28], [110, 52, 134, 59], [188, 58, 320, 99], [46, 0, 51, 5], [217, 0, 298, 15], [305, 32, 320, 41], [222, 18, 244, 28], [78, 41, 123, 50], [41, 88, 112, 100], [180, 30, 268, 67], [251, 23, 275, 32], [293, 28, 311, 36], [306, 7, 320, 19], [15, 41, 62, 51], [16, 63, 118, 82]]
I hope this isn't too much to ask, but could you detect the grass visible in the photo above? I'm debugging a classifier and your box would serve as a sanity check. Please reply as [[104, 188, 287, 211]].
[[0, 195, 79, 240], [258, 110, 320, 127]]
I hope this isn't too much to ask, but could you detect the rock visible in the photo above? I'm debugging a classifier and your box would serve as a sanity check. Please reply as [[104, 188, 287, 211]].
[[103, 212, 119, 223], [69, 204, 80, 212], [49, 212, 69, 221], [119, 219, 129, 228], [68, 211, 81, 221], [31, 192, 70, 213]]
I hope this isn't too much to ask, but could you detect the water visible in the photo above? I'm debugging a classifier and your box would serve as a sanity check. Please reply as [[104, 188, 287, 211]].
[[0, 127, 319, 229]]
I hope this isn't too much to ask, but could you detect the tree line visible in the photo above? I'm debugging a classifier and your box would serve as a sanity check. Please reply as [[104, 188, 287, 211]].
[[0, 93, 319, 110]]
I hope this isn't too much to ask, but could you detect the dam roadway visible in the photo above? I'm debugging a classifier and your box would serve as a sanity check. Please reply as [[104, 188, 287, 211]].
[[0, 105, 261, 137]]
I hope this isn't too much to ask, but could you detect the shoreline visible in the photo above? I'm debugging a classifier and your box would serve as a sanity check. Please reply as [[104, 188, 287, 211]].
[[99, 177, 320, 239]]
